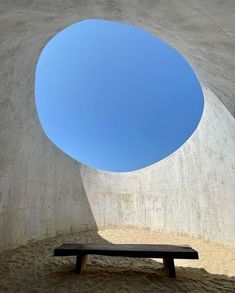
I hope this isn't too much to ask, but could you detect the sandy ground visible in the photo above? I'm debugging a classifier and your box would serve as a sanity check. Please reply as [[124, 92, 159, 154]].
[[0, 228, 234, 292]]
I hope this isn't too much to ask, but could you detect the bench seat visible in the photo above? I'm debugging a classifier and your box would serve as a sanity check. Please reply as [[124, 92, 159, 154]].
[[54, 243, 199, 278]]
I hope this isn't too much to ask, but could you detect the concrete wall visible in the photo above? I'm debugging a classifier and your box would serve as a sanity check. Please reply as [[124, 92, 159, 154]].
[[0, 0, 234, 249], [81, 87, 235, 244]]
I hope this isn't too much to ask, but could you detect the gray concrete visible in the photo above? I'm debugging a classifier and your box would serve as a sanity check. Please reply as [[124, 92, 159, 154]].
[[0, 0, 234, 250], [81, 87, 235, 244]]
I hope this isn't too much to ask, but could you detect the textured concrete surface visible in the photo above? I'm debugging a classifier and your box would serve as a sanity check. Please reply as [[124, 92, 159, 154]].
[[81, 88, 235, 244], [0, 0, 235, 249]]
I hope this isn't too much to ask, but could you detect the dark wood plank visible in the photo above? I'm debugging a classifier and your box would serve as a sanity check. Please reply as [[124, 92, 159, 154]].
[[54, 244, 199, 259], [54, 243, 199, 278]]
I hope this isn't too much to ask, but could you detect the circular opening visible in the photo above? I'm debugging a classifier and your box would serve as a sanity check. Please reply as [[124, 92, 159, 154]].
[[35, 19, 204, 172]]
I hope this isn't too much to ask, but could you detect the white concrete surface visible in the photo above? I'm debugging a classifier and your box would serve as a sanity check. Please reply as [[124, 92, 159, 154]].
[[0, 0, 234, 249], [81, 87, 235, 244]]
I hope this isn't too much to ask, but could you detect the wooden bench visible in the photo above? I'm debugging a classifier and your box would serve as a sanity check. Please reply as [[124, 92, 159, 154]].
[[54, 243, 199, 278]]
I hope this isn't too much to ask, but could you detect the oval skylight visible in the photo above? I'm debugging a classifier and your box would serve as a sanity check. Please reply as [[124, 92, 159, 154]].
[[35, 19, 204, 172]]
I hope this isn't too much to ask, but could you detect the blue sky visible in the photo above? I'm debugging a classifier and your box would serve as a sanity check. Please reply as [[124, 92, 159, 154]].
[[35, 19, 204, 172]]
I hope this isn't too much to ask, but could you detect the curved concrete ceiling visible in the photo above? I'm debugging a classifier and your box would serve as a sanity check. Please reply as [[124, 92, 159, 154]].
[[0, 0, 234, 249]]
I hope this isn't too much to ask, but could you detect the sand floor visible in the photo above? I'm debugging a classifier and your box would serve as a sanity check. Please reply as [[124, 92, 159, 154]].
[[0, 228, 234, 292]]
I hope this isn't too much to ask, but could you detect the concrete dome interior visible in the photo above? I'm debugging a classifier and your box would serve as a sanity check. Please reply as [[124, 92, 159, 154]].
[[0, 0, 234, 252]]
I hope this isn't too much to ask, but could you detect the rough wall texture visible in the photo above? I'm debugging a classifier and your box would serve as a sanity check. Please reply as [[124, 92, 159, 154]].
[[0, 0, 234, 249], [81, 87, 235, 244]]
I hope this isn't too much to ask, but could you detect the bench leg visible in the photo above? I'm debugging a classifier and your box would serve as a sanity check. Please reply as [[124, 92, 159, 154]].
[[75, 254, 88, 274], [163, 258, 176, 278]]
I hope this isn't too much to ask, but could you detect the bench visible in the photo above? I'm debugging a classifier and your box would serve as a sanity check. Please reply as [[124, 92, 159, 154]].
[[54, 243, 199, 278]]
